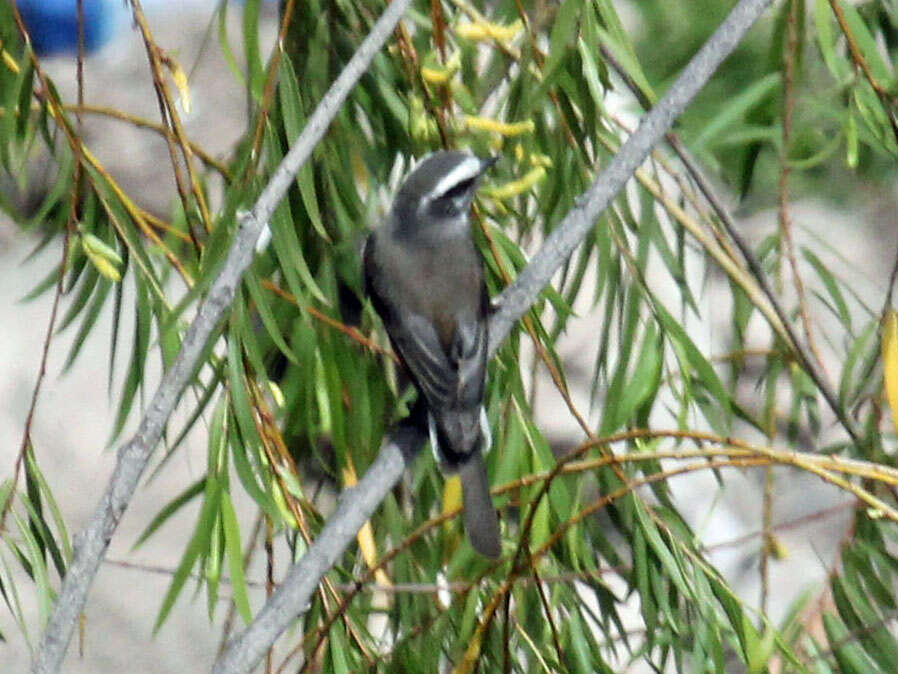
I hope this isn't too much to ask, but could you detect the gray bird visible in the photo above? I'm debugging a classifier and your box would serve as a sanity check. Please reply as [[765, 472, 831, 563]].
[[364, 151, 501, 558]]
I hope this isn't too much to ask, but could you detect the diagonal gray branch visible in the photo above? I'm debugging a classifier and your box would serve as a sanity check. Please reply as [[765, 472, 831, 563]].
[[30, 0, 414, 671], [212, 0, 774, 671]]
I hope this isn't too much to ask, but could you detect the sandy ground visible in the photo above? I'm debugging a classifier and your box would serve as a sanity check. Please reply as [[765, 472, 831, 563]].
[[1, 2, 897, 672]]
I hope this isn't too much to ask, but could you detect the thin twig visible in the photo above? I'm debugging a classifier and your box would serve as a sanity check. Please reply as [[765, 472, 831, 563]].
[[213, 2, 775, 671], [0, 1, 82, 532], [779, 0, 828, 379], [100, 499, 852, 595], [672, 138, 858, 441], [597, 32, 858, 443], [31, 0, 415, 669], [63, 103, 230, 178], [127, 0, 213, 248], [247, 0, 297, 167]]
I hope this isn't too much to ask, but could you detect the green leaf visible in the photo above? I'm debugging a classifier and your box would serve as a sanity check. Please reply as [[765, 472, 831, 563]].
[[244, 270, 297, 364], [614, 322, 663, 427], [154, 478, 222, 632], [803, 248, 851, 330], [263, 130, 328, 304], [242, 0, 264, 101], [822, 613, 881, 674], [133, 478, 206, 549], [220, 492, 252, 625], [12, 512, 51, 629], [655, 302, 730, 427], [694, 72, 781, 149], [278, 58, 330, 241], [216, 1, 246, 88], [835, 0, 892, 87], [111, 274, 152, 442]]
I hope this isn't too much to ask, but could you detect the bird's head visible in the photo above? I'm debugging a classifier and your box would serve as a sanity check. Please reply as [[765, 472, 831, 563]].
[[391, 151, 496, 235]]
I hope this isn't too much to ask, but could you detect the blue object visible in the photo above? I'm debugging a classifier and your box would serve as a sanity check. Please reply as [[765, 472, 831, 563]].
[[17, 0, 114, 56]]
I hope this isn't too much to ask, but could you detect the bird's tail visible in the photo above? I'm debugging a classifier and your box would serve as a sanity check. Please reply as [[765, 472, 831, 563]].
[[428, 406, 501, 557], [458, 452, 501, 558]]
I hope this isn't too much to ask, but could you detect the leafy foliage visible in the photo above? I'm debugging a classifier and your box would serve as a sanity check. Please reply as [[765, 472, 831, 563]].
[[3, 0, 898, 671]]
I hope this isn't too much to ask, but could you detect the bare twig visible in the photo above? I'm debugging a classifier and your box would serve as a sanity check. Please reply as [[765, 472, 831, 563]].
[[127, 0, 213, 246], [778, 0, 827, 380], [1, 1, 82, 532], [598, 32, 858, 443], [670, 139, 859, 442], [213, 1, 775, 672], [30, 0, 415, 670], [63, 103, 231, 178], [486, 0, 774, 351]]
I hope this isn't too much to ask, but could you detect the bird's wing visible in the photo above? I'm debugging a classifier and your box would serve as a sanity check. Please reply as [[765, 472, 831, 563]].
[[449, 300, 488, 410], [363, 234, 456, 407]]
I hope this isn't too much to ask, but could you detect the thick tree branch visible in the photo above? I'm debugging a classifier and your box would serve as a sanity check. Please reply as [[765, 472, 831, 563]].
[[31, 0, 414, 670], [212, 0, 774, 672]]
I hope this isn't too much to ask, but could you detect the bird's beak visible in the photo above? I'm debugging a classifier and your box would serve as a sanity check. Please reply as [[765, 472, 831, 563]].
[[479, 156, 499, 174]]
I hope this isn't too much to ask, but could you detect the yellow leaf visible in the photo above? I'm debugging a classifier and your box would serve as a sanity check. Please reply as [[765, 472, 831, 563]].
[[421, 66, 451, 84], [343, 458, 391, 587], [2, 48, 20, 74], [455, 19, 522, 43], [81, 234, 122, 282], [160, 52, 192, 114], [270, 482, 298, 530], [882, 310, 898, 431], [452, 628, 484, 674], [81, 232, 123, 265], [481, 166, 547, 200], [464, 115, 534, 136], [442, 474, 463, 533], [169, 59, 192, 114]]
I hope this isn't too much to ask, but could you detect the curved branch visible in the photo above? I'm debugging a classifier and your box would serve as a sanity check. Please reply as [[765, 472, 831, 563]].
[[30, 0, 415, 670], [213, 0, 774, 672]]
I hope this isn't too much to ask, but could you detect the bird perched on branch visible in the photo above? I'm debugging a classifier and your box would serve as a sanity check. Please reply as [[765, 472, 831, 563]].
[[364, 151, 501, 558]]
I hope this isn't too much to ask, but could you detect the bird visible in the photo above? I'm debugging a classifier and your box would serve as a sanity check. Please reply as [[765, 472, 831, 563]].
[[363, 151, 501, 558]]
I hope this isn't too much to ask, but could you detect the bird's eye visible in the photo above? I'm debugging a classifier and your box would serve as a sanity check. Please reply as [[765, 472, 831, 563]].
[[439, 177, 476, 202]]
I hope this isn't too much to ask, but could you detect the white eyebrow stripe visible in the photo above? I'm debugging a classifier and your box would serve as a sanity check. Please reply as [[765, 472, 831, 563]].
[[429, 156, 483, 198]]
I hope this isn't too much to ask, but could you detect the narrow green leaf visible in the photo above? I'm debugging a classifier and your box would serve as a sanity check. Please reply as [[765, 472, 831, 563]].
[[278, 58, 329, 241], [12, 512, 51, 629], [133, 478, 206, 549], [822, 613, 881, 674], [694, 72, 780, 149], [245, 270, 297, 363], [803, 248, 851, 330], [154, 479, 222, 632], [242, 0, 264, 101], [220, 492, 252, 625]]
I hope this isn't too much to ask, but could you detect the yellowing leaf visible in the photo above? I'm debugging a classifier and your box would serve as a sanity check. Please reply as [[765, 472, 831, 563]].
[[882, 310, 898, 431], [442, 474, 463, 535], [453, 628, 484, 674], [421, 66, 451, 84], [421, 50, 461, 84], [165, 56, 192, 114], [81, 233, 122, 282], [343, 459, 391, 587], [482, 166, 546, 200], [455, 19, 522, 43], [464, 115, 534, 136], [2, 49, 20, 74]]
